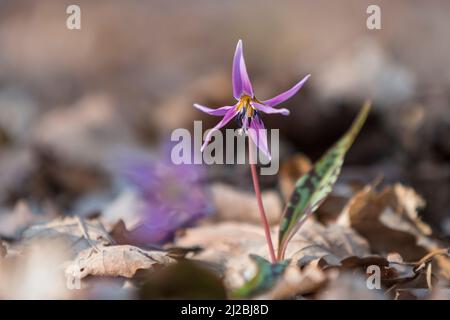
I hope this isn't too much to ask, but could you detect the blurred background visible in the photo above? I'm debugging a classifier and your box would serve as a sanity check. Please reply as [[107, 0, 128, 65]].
[[0, 0, 449, 238]]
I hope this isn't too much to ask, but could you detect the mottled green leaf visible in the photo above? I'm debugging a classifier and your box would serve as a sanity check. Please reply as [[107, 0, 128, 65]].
[[232, 254, 289, 298], [277, 101, 371, 260]]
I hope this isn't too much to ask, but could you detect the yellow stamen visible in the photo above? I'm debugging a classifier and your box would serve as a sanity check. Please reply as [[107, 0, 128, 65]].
[[236, 95, 255, 118]]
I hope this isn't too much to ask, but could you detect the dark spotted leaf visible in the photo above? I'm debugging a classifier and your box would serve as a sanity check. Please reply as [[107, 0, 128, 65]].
[[277, 101, 371, 260], [232, 254, 289, 298]]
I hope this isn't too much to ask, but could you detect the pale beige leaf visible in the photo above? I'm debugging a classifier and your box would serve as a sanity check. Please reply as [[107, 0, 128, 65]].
[[23, 216, 114, 257], [65, 245, 175, 280], [176, 220, 370, 290]]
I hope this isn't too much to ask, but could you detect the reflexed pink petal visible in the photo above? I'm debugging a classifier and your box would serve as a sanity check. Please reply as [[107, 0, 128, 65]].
[[251, 102, 290, 116], [193, 104, 233, 116], [262, 74, 310, 107], [248, 117, 271, 161], [232, 40, 254, 99], [201, 107, 238, 152]]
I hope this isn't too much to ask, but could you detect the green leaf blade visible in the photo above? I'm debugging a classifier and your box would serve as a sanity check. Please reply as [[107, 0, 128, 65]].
[[277, 101, 371, 260], [232, 254, 289, 298]]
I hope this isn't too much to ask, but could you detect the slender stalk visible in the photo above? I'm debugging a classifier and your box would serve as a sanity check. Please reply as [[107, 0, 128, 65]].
[[248, 139, 277, 263]]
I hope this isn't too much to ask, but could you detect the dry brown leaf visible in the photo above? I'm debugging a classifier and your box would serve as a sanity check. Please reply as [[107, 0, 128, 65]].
[[338, 183, 431, 257], [176, 219, 370, 290], [287, 220, 370, 268], [23, 216, 114, 257], [65, 245, 175, 280], [210, 183, 282, 225], [331, 254, 430, 288], [176, 222, 281, 289], [337, 183, 450, 279]]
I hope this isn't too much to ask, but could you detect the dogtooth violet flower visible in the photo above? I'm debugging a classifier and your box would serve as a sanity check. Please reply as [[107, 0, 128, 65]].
[[194, 40, 310, 160], [116, 147, 212, 245]]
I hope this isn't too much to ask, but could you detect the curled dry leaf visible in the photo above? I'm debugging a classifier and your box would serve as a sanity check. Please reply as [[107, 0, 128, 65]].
[[337, 183, 450, 278], [210, 183, 282, 225], [65, 245, 175, 280]]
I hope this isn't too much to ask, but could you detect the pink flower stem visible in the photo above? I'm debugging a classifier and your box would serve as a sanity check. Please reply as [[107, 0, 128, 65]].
[[248, 139, 277, 263]]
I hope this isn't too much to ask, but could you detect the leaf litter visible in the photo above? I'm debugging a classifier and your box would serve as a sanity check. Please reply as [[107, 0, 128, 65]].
[[1, 103, 448, 299]]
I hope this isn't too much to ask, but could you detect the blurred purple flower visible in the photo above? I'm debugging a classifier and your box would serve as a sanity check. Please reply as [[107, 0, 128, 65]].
[[194, 39, 310, 160], [118, 150, 211, 245]]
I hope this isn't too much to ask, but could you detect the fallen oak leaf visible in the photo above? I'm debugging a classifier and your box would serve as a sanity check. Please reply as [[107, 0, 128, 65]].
[[65, 245, 175, 280]]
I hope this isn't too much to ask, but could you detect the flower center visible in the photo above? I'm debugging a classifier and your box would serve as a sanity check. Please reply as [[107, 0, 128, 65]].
[[236, 95, 260, 130], [236, 95, 255, 117]]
